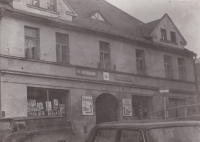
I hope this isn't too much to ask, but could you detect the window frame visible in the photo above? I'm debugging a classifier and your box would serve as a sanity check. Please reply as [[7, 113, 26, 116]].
[[170, 31, 176, 43], [178, 58, 186, 80], [163, 55, 173, 79], [161, 29, 167, 41], [99, 41, 111, 69], [136, 49, 146, 75], [56, 32, 69, 64], [24, 26, 40, 59]]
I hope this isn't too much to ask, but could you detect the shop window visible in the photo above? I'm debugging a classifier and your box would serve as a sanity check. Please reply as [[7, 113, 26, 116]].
[[164, 55, 173, 78], [24, 26, 39, 59], [136, 49, 145, 74], [178, 58, 186, 80], [56, 33, 69, 64], [161, 29, 167, 40], [132, 96, 152, 119], [169, 98, 185, 118], [170, 31, 176, 43], [99, 41, 111, 69], [27, 87, 68, 117]]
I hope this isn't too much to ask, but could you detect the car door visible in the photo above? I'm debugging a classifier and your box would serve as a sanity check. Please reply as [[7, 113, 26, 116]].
[[10, 120, 32, 142]]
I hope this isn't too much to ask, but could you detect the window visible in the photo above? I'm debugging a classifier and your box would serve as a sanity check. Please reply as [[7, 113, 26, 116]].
[[24, 27, 39, 59], [132, 96, 152, 119], [30, 0, 39, 7], [170, 31, 176, 43], [161, 29, 167, 40], [169, 98, 185, 118], [27, 87, 68, 117], [164, 55, 173, 78], [99, 41, 110, 69], [120, 130, 143, 142], [56, 33, 69, 64], [136, 49, 145, 74], [178, 58, 185, 80], [48, 0, 57, 12], [93, 129, 117, 142], [91, 12, 105, 21]]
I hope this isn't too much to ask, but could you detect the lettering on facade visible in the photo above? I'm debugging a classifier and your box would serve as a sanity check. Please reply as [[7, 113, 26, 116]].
[[82, 96, 93, 115], [123, 99, 132, 116], [76, 69, 97, 77]]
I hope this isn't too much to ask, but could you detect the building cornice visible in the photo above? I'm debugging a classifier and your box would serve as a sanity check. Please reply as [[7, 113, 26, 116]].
[[2, 7, 196, 58]]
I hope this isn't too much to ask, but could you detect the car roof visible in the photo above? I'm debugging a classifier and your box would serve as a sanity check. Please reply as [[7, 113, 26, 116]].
[[0, 116, 65, 121], [97, 120, 200, 130]]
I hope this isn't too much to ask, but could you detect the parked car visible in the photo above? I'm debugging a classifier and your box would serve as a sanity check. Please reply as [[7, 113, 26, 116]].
[[0, 116, 75, 142], [86, 120, 200, 142]]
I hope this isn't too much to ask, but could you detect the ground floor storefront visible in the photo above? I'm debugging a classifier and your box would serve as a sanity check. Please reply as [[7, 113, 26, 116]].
[[0, 72, 196, 142]]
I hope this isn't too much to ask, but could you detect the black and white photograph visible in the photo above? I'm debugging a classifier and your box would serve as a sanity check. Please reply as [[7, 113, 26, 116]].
[[0, 0, 199, 142]]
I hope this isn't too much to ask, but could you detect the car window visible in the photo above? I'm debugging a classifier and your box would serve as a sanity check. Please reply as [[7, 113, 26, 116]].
[[15, 121, 28, 131], [119, 130, 143, 142], [93, 129, 117, 142]]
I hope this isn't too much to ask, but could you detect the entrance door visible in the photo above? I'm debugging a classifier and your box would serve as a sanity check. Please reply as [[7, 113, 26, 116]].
[[95, 94, 119, 124]]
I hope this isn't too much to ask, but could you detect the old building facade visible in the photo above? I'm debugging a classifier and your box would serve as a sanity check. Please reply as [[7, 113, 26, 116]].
[[0, 0, 197, 141]]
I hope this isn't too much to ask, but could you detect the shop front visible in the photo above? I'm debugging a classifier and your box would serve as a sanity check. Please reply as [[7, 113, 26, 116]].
[[27, 87, 68, 117]]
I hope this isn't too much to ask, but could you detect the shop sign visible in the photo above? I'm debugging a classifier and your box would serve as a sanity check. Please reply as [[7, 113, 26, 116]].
[[159, 89, 169, 93], [123, 99, 132, 116], [82, 96, 93, 115], [103, 72, 109, 80], [76, 69, 97, 77]]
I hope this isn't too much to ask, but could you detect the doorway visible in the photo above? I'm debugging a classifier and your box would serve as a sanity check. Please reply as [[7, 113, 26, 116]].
[[95, 94, 119, 124]]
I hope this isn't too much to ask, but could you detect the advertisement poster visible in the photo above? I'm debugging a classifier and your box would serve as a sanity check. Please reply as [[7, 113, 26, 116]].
[[123, 99, 132, 116], [82, 96, 93, 115]]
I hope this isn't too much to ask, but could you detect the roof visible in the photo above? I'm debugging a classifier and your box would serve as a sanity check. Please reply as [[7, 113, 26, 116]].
[[140, 19, 162, 37], [0, 0, 195, 56], [97, 120, 200, 129], [66, 0, 144, 38]]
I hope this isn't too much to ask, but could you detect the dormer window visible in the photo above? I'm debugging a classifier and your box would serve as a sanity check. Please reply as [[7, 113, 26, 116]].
[[91, 12, 105, 21], [47, 0, 57, 12], [31, 0, 39, 7], [170, 31, 176, 43], [161, 29, 167, 40]]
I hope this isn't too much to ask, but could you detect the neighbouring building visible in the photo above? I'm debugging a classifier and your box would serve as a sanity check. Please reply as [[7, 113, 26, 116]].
[[0, 0, 198, 141]]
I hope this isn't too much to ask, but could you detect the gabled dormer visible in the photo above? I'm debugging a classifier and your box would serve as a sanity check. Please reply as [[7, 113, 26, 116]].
[[141, 14, 187, 49], [90, 11, 106, 21], [11, 0, 78, 21]]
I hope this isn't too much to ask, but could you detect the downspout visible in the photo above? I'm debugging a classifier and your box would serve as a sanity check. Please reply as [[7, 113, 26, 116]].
[[0, 7, 5, 119], [193, 54, 199, 104]]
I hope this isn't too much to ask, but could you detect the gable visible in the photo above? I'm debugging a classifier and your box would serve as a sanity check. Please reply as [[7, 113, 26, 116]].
[[91, 12, 105, 21], [11, 0, 78, 21], [150, 14, 187, 49]]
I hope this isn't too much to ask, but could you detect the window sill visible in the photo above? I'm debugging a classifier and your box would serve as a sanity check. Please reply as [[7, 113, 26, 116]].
[[160, 39, 178, 45], [27, 4, 59, 15]]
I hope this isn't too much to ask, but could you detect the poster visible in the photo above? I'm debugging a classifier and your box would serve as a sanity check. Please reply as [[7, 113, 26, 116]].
[[82, 96, 93, 115], [53, 99, 59, 110], [123, 99, 132, 116], [46, 101, 52, 111]]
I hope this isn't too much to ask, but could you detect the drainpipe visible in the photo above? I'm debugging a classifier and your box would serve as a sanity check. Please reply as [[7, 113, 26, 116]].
[[193, 54, 199, 113], [0, 7, 5, 119]]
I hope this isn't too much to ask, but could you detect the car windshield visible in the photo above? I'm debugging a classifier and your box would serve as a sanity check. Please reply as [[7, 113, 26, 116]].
[[147, 126, 200, 142], [0, 120, 11, 130]]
